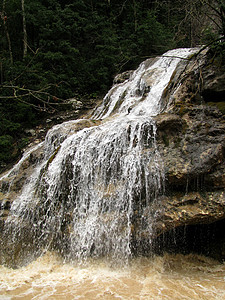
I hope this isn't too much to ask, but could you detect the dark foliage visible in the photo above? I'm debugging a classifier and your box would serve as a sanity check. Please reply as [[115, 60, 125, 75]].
[[0, 0, 224, 168]]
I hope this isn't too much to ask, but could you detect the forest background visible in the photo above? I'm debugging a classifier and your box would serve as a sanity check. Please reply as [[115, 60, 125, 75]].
[[0, 0, 224, 170]]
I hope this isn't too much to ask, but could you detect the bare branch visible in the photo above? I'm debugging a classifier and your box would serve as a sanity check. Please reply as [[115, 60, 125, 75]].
[[0, 84, 70, 113]]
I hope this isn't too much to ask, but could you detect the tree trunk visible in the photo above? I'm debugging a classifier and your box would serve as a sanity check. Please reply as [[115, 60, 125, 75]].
[[21, 0, 27, 58], [133, 0, 137, 32], [219, 0, 225, 37], [2, 0, 13, 64]]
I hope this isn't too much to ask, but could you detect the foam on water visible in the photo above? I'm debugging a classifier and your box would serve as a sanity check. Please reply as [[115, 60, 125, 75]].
[[1, 47, 225, 298], [1, 48, 200, 267], [0, 252, 225, 299]]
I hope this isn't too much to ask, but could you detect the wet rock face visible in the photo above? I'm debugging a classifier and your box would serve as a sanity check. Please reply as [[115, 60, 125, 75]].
[[158, 191, 225, 231], [0, 119, 101, 218], [201, 65, 225, 102], [151, 52, 225, 254], [113, 70, 134, 84], [155, 107, 225, 189], [0, 49, 224, 263]]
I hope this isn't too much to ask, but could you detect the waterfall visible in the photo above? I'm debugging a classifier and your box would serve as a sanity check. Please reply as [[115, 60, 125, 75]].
[[1, 48, 199, 267]]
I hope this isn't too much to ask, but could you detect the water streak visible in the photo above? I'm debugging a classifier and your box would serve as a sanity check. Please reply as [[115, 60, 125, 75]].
[[1, 47, 199, 266]]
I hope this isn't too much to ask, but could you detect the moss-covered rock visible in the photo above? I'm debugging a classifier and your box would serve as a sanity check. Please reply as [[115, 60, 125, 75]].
[[207, 102, 225, 115]]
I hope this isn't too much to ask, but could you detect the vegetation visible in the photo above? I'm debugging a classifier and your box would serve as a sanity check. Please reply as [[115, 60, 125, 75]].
[[0, 0, 224, 169]]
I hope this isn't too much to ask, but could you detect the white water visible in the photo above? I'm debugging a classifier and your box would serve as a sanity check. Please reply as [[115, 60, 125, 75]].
[[2, 48, 198, 265], [93, 48, 196, 119], [3, 114, 164, 265], [0, 252, 225, 299], [0, 142, 44, 182], [2, 47, 224, 299]]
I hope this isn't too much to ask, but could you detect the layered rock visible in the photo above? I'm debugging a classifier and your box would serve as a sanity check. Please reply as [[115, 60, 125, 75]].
[[0, 48, 224, 263], [0, 119, 101, 221], [150, 50, 225, 259]]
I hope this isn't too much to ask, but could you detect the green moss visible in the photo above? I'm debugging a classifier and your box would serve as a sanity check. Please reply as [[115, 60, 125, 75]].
[[162, 134, 169, 147], [175, 137, 182, 148], [39, 146, 61, 178], [188, 52, 197, 60], [178, 106, 188, 116], [46, 146, 61, 169], [174, 102, 191, 116], [182, 122, 188, 134], [207, 102, 225, 115]]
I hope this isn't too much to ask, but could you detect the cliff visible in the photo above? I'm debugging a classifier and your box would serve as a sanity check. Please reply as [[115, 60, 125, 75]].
[[153, 48, 225, 259], [0, 47, 224, 265]]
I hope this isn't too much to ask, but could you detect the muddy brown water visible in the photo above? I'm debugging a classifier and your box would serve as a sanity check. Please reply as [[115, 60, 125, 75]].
[[0, 252, 225, 299]]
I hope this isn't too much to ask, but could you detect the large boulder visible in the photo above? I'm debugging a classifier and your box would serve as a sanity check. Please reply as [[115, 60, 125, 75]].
[[0, 48, 224, 262], [0, 119, 101, 218], [149, 50, 225, 259]]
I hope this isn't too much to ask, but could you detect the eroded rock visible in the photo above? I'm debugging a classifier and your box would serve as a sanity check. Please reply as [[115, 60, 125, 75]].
[[0, 48, 225, 262], [0, 119, 101, 215], [149, 49, 225, 259]]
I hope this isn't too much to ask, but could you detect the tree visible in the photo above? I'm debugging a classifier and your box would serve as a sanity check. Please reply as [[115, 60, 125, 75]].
[[21, 0, 27, 58], [174, 0, 225, 46], [201, 0, 225, 38], [0, 0, 186, 169], [1, 0, 13, 63]]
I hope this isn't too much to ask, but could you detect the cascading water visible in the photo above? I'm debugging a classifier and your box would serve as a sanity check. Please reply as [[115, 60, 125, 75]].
[[1, 48, 199, 267]]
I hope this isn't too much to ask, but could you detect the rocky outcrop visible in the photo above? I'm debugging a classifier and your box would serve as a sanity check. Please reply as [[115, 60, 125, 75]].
[[113, 70, 134, 84], [155, 191, 225, 233], [149, 50, 225, 259], [201, 61, 225, 101], [155, 107, 224, 189], [0, 119, 101, 221], [0, 48, 224, 263]]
